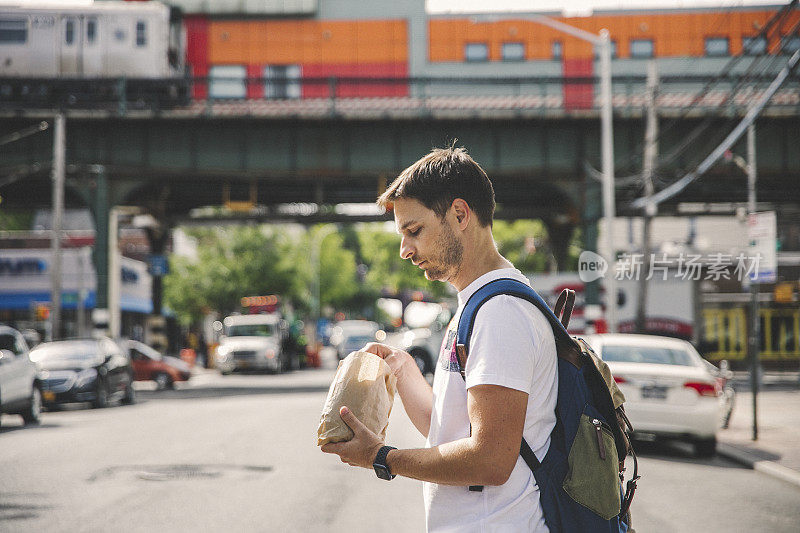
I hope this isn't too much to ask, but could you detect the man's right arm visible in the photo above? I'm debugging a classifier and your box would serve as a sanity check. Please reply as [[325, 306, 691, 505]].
[[363, 342, 433, 438]]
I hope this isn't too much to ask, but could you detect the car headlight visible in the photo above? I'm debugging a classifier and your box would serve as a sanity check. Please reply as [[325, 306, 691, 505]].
[[75, 368, 98, 387]]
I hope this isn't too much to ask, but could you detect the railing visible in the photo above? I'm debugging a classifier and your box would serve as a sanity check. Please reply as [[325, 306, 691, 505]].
[[0, 74, 798, 117]]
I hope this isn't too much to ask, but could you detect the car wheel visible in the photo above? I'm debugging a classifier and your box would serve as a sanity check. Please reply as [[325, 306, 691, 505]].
[[21, 386, 42, 424], [122, 380, 136, 405], [92, 381, 109, 409], [694, 437, 717, 458], [410, 349, 430, 375], [154, 373, 171, 391]]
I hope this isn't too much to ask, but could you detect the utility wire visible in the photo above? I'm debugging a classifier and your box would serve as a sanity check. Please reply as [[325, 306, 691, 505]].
[[0, 121, 49, 147]]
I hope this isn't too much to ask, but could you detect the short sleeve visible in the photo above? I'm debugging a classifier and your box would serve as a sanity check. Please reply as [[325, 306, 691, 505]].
[[464, 295, 540, 393]]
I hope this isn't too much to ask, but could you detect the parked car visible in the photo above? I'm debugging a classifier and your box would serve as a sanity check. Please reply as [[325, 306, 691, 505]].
[[583, 333, 725, 457], [329, 320, 380, 350], [216, 314, 288, 374], [30, 337, 136, 409], [124, 339, 191, 390], [337, 332, 381, 361], [0, 325, 41, 428]]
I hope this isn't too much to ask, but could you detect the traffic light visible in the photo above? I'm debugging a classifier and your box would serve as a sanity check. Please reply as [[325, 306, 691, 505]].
[[35, 303, 50, 321]]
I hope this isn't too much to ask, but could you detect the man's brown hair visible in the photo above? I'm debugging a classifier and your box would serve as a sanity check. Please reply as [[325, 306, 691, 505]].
[[377, 146, 496, 227]]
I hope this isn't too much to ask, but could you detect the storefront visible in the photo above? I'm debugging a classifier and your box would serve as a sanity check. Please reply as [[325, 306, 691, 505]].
[[0, 248, 152, 339]]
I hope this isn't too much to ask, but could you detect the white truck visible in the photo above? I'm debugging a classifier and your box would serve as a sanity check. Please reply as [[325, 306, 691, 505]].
[[215, 314, 288, 374]]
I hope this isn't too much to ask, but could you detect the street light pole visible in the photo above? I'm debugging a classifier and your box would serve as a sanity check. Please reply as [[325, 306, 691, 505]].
[[747, 122, 759, 441], [50, 113, 65, 341], [599, 29, 618, 332], [468, 13, 618, 330]]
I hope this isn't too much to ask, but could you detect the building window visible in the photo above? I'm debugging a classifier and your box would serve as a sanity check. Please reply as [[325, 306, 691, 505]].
[[86, 18, 97, 44], [594, 40, 617, 59], [705, 37, 729, 56], [264, 65, 301, 99], [501, 42, 525, 61], [209, 65, 246, 99], [465, 42, 488, 62], [0, 18, 27, 44], [551, 41, 563, 60], [136, 20, 146, 47], [630, 39, 654, 58], [65, 19, 75, 45], [742, 36, 767, 55]]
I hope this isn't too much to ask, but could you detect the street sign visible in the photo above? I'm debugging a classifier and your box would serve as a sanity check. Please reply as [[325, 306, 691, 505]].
[[148, 255, 169, 277], [747, 211, 776, 283]]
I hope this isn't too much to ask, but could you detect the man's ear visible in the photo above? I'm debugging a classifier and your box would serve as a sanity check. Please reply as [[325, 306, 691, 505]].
[[451, 199, 470, 229]]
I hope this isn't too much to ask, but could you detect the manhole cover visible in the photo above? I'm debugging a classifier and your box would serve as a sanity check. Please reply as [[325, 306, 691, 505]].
[[88, 464, 273, 483]]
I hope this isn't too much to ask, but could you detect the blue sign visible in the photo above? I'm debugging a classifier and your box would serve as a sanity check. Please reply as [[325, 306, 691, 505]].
[[0, 258, 47, 276], [148, 255, 169, 277]]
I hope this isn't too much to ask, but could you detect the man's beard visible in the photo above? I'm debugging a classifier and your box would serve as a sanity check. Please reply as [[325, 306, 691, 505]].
[[421, 222, 463, 282]]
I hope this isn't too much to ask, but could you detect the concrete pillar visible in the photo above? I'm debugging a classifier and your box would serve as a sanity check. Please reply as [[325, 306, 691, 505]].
[[92, 168, 109, 309]]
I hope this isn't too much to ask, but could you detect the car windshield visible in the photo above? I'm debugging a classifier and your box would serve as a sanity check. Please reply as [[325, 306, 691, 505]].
[[30, 340, 100, 362], [227, 324, 276, 337], [601, 344, 696, 366]]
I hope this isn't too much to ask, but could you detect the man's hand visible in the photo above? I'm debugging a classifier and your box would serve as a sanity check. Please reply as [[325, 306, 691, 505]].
[[362, 342, 415, 380], [320, 406, 384, 469]]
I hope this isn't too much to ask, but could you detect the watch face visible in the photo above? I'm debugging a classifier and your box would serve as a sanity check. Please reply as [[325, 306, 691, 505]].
[[373, 464, 393, 480]]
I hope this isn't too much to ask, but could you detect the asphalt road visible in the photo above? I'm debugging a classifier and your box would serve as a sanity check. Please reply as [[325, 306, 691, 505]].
[[1, 352, 798, 532]]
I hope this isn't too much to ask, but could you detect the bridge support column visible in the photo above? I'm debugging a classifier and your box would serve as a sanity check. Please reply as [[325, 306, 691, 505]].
[[91, 168, 109, 311], [583, 179, 602, 307], [544, 218, 575, 272]]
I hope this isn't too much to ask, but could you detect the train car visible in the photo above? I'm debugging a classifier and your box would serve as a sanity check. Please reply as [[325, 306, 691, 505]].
[[0, 1, 188, 108]]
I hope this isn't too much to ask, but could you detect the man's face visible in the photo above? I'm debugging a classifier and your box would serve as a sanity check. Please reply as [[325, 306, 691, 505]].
[[393, 198, 463, 283]]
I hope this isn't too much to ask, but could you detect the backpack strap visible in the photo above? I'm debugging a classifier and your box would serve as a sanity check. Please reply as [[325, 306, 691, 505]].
[[554, 289, 576, 329]]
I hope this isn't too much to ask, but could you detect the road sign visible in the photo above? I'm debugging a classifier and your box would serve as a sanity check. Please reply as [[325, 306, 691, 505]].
[[747, 211, 776, 283], [148, 255, 169, 277]]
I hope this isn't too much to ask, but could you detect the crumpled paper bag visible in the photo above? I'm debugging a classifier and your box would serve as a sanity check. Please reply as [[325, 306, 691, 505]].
[[317, 350, 397, 446]]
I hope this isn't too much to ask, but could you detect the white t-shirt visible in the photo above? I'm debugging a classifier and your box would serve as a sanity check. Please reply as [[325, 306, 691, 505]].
[[423, 268, 558, 533]]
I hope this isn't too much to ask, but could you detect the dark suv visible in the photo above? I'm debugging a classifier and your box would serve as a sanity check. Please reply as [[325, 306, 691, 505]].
[[0, 325, 42, 428]]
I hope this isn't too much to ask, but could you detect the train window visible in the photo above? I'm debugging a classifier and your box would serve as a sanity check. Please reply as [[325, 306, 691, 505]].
[[704, 37, 729, 57], [209, 65, 246, 99], [86, 19, 97, 44], [786, 36, 800, 53], [264, 65, 301, 99], [464, 43, 488, 62], [114, 28, 126, 42], [501, 42, 525, 61], [65, 19, 75, 45], [742, 36, 767, 55], [136, 21, 147, 47], [551, 41, 563, 60], [0, 18, 27, 44], [594, 40, 617, 59], [630, 39, 654, 58]]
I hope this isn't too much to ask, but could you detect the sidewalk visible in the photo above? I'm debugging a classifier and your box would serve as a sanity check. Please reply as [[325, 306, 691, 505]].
[[716, 375, 800, 488]]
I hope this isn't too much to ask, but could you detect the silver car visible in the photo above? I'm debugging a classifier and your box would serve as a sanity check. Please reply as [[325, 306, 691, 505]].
[[0, 325, 41, 428]]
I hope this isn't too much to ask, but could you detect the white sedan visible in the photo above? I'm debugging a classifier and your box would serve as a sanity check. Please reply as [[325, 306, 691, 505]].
[[583, 333, 725, 457]]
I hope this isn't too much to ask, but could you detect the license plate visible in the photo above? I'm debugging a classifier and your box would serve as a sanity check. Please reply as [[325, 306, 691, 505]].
[[641, 385, 668, 400], [43, 390, 56, 402]]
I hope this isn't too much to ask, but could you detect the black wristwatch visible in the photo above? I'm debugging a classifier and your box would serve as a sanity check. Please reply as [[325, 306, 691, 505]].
[[373, 445, 397, 481]]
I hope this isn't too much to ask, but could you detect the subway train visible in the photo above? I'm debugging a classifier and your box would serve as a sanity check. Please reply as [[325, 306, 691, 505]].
[[0, 1, 188, 108]]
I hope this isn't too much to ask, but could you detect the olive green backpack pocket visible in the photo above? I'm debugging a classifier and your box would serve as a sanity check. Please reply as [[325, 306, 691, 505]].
[[562, 409, 622, 520]]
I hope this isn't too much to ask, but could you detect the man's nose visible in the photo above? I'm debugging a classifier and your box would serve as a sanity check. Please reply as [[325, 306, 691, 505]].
[[400, 236, 414, 260]]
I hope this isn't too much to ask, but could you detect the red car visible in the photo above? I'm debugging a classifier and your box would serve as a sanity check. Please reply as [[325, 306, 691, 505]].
[[124, 340, 191, 390]]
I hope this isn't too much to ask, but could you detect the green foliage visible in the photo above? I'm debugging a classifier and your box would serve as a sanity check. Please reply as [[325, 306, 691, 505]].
[[493, 220, 551, 273], [164, 218, 582, 325]]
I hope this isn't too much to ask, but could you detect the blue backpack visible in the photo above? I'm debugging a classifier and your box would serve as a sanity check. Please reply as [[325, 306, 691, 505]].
[[455, 278, 639, 533]]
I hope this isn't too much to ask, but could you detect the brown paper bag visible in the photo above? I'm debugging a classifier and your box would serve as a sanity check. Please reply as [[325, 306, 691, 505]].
[[317, 350, 397, 446]]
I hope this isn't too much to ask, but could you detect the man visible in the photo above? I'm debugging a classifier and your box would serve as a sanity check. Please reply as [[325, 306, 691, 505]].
[[321, 146, 558, 532]]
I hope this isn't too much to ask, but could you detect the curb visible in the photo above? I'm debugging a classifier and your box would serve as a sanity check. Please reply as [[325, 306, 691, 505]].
[[717, 442, 800, 489]]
